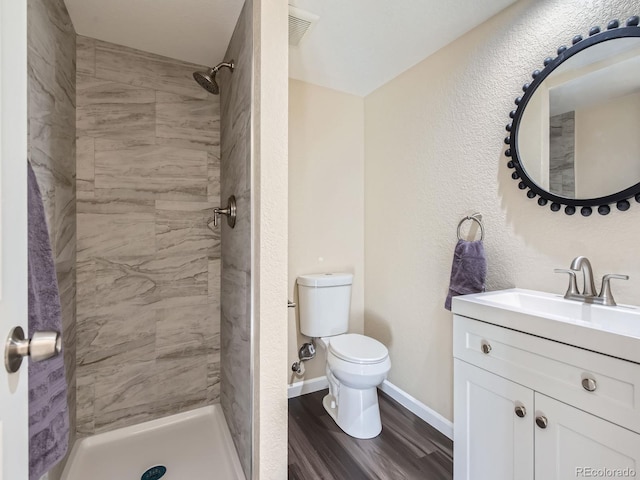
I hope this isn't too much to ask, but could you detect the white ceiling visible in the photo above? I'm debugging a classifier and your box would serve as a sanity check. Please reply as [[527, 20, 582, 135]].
[[289, 0, 518, 96], [64, 0, 517, 96], [64, 0, 245, 67]]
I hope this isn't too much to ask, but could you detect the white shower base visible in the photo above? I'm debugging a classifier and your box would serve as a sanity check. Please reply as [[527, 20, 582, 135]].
[[61, 405, 244, 480]]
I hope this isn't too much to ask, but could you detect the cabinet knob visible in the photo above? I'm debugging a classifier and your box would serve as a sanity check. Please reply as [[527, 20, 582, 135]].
[[535, 415, 548, 429], [481, 342, 492, 354], [582, 377, 597, 392], [514, 405, 526, 418]]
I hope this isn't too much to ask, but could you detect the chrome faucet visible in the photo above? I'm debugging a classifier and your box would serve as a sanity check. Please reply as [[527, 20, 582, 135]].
[[570, 256, 597, 296], [555, 256, 629, 306]]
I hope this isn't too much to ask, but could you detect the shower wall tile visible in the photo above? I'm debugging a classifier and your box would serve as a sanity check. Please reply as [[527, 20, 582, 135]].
[[94, 361, 157, 414], [208, 151, 222, 203], [208, 258, 221, 304], [76, 136, 95, 197], [94, 145, 208, 201], [156, 91, 221, 151], [155, 201, 219, 255], [76, 374, 95, 436], [94, 40, 208, 100], [94, 254, 209, 308], [76, 37, 221, 435], [77, 75, 156, 139], [220, 0, 253, 476], [77, 306, 156, 368], [28, 0, 77, 476], [76, 36, 95, 76], [77, 199, 156, 258]]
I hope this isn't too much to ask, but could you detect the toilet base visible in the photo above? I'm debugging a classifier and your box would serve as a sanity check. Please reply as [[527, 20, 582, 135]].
[[322, 385, 382, 439]]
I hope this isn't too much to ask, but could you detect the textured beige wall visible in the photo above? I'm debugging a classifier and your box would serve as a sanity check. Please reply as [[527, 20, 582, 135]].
[[364, 0, 640, 422], [254, 0, 289, 478], [288, 79, 365, 382]]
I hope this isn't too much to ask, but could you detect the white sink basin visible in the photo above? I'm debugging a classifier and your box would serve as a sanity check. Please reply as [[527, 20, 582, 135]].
[[452, 288, 640, 363]]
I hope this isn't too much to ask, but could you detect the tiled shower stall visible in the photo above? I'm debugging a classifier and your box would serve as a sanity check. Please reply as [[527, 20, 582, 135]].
[[28, 0, 255, 477]]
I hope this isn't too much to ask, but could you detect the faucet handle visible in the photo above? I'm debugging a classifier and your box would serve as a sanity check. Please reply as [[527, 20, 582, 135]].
[[598, 274, 629, 306], [554, 269, 579, 297]]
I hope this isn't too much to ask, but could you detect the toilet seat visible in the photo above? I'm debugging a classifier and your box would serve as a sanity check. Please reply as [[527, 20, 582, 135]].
[[328, 334, 388, 365]]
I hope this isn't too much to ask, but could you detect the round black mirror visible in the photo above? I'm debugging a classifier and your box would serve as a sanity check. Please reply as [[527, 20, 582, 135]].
[[506, 16, 640, 215]]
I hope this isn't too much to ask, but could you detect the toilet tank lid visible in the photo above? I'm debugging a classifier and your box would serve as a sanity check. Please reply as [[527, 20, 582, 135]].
[[297, 273, 353, 287]]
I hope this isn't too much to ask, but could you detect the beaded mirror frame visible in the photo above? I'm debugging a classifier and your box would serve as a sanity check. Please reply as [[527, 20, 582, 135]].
[[505, 16, 640, 216]]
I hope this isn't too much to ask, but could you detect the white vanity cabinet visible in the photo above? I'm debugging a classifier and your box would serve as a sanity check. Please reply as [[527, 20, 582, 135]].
[[453, 314, 640, 480]]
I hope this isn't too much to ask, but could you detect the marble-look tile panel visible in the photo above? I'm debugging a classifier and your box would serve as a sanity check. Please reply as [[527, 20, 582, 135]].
[[75, 373, 95, 437], [94, 40, 209, 99], [75, 260, 96, 319], [94, 137, 156, 151], [155, 355, 208, 401], [208, 151, 221, 203], [155, 304, 210, 359], [77, 199, 156, 258], [94, 145, 208, 201], [207, 353, 221, 402], [208, 258, 221, 305], [55, 183, 76, 264], [57, 260, 76, 372], [155, 201, 219, 256], [77, 306, 156, 368], [76, 36, 95, 76], [76, 35, 222, 436], [76, 136, 95, 197], [219, 1, 254, 476], [76, 74, 155, 139], [94, 361, 157, 414], [156, 91, 220, 151], [94, 254, 209, 308], [92, 394, 210, 435]]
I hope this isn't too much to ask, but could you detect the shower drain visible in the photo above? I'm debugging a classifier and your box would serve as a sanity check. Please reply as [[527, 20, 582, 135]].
[[141, 465, 167, 480]]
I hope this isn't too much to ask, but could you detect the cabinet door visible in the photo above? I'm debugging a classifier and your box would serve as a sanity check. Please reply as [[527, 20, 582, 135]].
[[454, 359, 534, 480], [535, 393, 640, 479]]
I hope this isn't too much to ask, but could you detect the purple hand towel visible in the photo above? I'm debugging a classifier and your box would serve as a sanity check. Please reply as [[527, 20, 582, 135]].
[[28, 163, 69, 480], [445, 239, 487, 311]]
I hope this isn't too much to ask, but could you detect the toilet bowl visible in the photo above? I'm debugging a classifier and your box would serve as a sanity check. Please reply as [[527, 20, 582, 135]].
[[319, 333, 391, 439], [297, 273, 391, 439]]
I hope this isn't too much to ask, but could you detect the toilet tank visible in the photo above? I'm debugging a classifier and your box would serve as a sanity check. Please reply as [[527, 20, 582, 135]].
[[297, 273, 353, 338]]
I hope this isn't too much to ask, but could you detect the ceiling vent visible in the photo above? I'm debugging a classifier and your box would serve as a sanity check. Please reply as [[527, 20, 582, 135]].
[[288, 6, 318, 47]]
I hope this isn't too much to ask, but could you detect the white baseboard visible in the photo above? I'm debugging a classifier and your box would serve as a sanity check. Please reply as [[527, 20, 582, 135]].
[[378, 380, 454, 440], [287, 376, 329, 399]]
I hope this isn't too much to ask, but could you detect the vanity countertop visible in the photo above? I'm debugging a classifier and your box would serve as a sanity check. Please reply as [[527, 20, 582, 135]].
[[452, 288, 640, 364]]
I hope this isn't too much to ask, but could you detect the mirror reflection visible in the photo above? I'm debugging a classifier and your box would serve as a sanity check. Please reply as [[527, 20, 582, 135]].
[[518, 37, 640, 199]]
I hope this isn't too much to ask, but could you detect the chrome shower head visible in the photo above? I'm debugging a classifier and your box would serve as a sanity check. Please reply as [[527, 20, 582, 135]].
[[193, 61, 234, 95]]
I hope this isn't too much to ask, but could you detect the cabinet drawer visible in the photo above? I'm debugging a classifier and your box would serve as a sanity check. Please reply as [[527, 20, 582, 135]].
[[453, 315, 640, 434]]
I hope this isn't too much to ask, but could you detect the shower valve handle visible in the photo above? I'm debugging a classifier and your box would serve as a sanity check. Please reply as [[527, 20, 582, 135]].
[[213, 195, 237, 228]]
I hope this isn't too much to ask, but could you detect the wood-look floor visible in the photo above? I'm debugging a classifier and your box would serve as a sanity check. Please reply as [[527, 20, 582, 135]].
[[288, 389, 453, 480]]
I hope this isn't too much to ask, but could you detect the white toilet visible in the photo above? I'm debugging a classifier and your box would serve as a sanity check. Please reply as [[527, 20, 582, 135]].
[[297, 273, 391, 439]]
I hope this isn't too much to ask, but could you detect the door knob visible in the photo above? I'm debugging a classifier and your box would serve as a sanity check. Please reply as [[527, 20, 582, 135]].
[[5, 326, 61, 373], [481, 341, 492, 354]]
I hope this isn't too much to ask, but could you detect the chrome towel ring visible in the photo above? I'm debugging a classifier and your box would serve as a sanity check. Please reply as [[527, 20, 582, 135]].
[[457, 214, 484, 241]]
